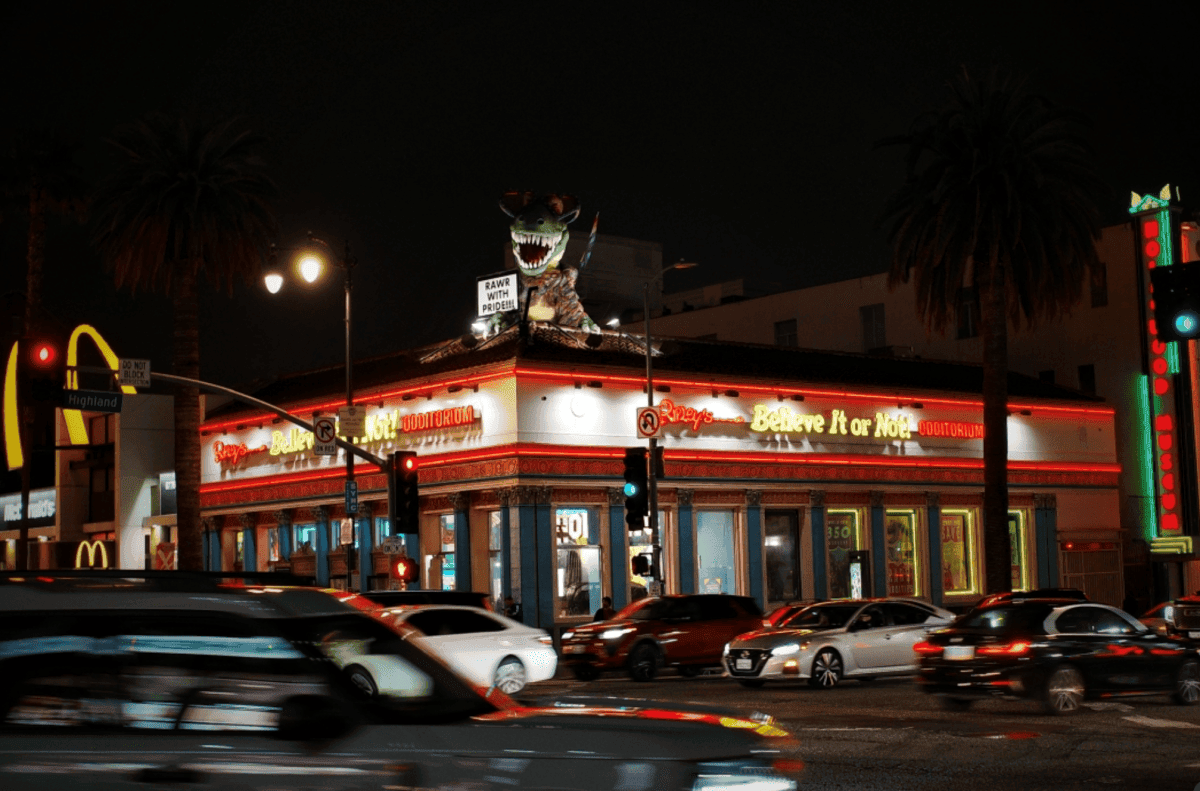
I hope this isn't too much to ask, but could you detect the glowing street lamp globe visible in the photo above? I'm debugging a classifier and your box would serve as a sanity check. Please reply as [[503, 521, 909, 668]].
[[298, 254, 324, 284]]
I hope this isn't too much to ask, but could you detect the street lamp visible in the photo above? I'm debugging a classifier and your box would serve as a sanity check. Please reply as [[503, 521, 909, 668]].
[[265, 234, 359, 586], [642, 260, 697, 591]]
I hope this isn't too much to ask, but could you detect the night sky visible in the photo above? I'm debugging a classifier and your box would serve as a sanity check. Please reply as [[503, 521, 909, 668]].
[[4, 1, 1198, 392]]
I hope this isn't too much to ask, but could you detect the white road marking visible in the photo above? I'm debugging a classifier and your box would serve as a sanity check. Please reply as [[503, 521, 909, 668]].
[[1083, 702, 1135, 712], [1123, 715, 1200, 728]]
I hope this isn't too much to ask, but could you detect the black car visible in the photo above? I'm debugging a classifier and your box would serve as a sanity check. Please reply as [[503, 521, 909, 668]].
[[359, 589, 494, 610], [970, 587, 1087, 611], [917, 599, 1200, 714]]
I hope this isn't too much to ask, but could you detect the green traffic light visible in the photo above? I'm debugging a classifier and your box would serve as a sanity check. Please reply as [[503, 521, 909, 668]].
[[623, 482, 639, 497]]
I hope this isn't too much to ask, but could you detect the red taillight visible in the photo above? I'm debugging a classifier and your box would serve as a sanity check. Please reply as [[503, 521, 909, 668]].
[[913, 641, 943, 656], [978, 641, 1031, 656]]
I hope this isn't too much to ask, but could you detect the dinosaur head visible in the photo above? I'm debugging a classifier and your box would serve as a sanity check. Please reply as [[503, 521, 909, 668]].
[[500, 191, 580, 277]]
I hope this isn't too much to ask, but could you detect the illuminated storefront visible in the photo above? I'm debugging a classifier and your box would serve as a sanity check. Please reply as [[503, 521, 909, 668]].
[[199, 328, 1121, 626]]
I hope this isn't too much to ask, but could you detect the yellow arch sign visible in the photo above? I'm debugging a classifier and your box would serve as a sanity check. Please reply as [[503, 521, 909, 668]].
[[75, 539, 110, 569]]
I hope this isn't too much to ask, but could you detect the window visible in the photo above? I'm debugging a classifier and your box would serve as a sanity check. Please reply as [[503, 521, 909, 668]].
[[437, 514, 456, 591], [1078, 364, 1096, 396], [860, 303, 886, 351], [884, 602, 935, 626], [956, 286, 980, 339], [941, 509, 977, 596], [488, 511, 504, 612], [697, 510, 736, 595], [1038, 370, 1055, 385], [629, 509, 665, 601], [1091, 261, 1108, 308], [885, 509, 920, 597], [774, 318, 798, 347], [267, 527, 280, 562], [406, 609, 505, 636], [556, 507, 601, 619], [1009, 509, 1030, 592], [764, 510, 800, 602], [826, 509, 863, 599], [293, 523, 316, 553]]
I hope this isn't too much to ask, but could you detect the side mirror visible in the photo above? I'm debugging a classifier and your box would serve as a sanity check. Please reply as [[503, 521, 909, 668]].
[[276, 694, 360, 745]]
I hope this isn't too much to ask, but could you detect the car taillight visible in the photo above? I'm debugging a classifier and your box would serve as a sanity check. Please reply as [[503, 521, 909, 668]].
[[537, 636, 553, 645], [977, 640, 1031, 656], [913, 641, 943, 656]]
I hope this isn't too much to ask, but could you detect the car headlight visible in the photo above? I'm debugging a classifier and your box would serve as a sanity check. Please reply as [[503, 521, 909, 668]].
[[600, 626, 635, 640], [1165, 606, 1176, 626], [770, 643, 802, 657], [692, 760, 796, 791]]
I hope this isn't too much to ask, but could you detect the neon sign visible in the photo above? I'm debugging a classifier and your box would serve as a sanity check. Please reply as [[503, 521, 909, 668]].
[[658, 399, 743, 430], [75, 539, 110, 569], [749, 404, 912, 439], [918, 420, 985, 439], [213, 440, 269, 465], [401, 405, 476, 433], [266, 406, 481, 456]]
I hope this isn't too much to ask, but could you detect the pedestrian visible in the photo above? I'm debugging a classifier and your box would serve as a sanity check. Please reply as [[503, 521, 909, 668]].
[[593, 596, 616, 622], [504, 596, 523, 623]]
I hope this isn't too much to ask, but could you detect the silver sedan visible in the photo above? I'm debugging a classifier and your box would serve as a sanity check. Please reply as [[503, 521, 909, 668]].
[[723, 598, 955, 688]]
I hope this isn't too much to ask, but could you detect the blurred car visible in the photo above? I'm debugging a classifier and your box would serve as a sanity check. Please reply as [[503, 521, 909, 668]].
[[762, 601, 818, 629], [1146, 596, 1200, 639], [971, 588, 1087, 611], [376, 604, 556, 694], [916, 598, 1200, 714], [0, 570, 801, 791], [1139, 601, 1171, 635], [560, 594, 764, 681], [724, 598, 954, 688], [359, 588, 494, 611]]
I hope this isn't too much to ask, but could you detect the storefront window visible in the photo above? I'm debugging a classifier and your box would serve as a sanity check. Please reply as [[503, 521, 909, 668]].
[[1009, 509, 1030, 592], [234, 531, 244, 571], [293, 523, 316, 553], [556, 507, 601, 619], [697, 510, 735, 595], [941, 509, 977, 595], [764, 510, 800, 602], [885, 509, 920, 597], [826, 508, 863, 599], [438, 514, 455, 591], [267, 527, 280, 562], [489, 511, 504, 611]]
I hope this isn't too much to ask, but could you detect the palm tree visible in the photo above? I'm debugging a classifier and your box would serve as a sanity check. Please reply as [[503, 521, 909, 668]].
[[879, 68, 1106, 595], [92, 114, 277, 571]]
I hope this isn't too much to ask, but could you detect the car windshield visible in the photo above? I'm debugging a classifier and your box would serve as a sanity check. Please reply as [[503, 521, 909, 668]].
[[615, 598, 671, 621], [953, 604, 1053, 632], [782, 604, 860, 629]]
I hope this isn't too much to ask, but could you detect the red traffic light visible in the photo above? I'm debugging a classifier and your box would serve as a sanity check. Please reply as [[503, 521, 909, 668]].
[[403, 456, 416, 471], [392, 555, 419, 583], [28, 340, 59, 369]]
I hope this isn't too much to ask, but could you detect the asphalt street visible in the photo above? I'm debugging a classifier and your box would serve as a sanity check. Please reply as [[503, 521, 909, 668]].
[[519, 669, 1200, 791]]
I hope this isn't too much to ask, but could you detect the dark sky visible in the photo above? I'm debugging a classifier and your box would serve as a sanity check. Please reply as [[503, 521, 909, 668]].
[[3, 1, 1198, 391]]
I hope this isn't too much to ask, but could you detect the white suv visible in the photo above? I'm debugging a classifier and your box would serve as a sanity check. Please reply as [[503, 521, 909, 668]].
[[0, 571, 800, 791]]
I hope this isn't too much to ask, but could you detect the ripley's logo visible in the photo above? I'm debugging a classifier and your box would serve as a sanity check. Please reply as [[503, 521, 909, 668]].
[[213, 440, 269, 466]]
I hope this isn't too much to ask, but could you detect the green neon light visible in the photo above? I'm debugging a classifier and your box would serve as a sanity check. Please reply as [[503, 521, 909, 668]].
[[1135, 375, 1158, 541], [1157, 208, 1175, 269], [1167, 340, 1181, 375]]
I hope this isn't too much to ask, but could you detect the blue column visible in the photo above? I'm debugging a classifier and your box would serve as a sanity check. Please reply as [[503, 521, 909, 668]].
[[208, 525, 222, 571], [870, 493, 886, 599], [451, 493, 472, 593], [358, 505, 374, 592], [535, 494, 554, 630], [277, 510, 293, 560], [609, 489, 629, 610], [926, 494, 943, 607], [241, 520, 256, 572], [1036, 494, 1059, 588], [500, 494, 513, 601], [810, 492, 827, 599], [517, 488, 540, 627], [315, 507, 330, 587], [745, 491, 764, 611], [677, 490, 696, 593]]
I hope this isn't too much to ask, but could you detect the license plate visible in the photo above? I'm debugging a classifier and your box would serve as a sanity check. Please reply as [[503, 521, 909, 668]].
[[1189, 632, 1200, 639], [735, 658, 752, 670], [566, 644, 586, 654], [944, 645, 975, 661]]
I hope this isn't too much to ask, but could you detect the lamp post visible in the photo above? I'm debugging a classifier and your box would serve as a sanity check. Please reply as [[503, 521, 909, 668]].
[[641, 260, 696, 591], [265, 235, 359, 588]]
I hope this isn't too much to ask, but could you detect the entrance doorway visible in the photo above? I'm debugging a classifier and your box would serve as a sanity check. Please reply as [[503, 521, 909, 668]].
[[764, 510, 801, 604]]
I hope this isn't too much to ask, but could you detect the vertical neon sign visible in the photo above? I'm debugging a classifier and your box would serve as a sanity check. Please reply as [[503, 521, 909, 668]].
[[1130, 185, 1182, 534]]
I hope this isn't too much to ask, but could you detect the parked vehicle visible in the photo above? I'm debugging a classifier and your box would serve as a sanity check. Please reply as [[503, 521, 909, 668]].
[[762, 601, 818, 629], [0, 571, 801, 791], [358, 588, 495, 611], [376, 604, 556, 694], [971, 588, 1087, 611], [1140, 596, 1200, 639], [916, 598, 1200, 714], [724, 598, 954, 688], [560, 594, 763, 681], [1139, 601, 1171, 635]]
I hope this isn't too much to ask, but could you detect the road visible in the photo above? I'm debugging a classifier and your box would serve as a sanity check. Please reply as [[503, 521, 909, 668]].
[[519, 669, 1200, 791]]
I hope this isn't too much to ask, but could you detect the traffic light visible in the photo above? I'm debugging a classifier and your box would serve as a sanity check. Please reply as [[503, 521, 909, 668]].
[[24, 337, 64, 403], [394, 450, 419, 534], [623, 447, 648, 531], [631, 553, 651, 577], [1150, 262, 1200, 343], [391, 554, 419, 583]]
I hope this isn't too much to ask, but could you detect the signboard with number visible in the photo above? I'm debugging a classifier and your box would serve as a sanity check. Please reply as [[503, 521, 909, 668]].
[[118, 358, 151, 387], [636, 406, 661, 439], [314, 416, 337, 456]]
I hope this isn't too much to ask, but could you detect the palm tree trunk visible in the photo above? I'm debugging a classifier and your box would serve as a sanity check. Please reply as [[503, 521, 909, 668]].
[[980, 257, 1012, 594], [173, 266, 203, 571], [25, 184, 44, 335]]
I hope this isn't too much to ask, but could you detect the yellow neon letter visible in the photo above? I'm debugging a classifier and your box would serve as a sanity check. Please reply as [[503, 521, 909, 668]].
[[63, 324, 138, 445], [3, 342, 22, 470]]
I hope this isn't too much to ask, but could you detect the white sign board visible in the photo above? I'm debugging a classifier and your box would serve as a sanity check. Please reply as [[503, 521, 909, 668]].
[[313, 416, 338, 456], [118, 358, 151, 387], [338, 405, 366, 438], [379, 536, 406, 554], [477, 271, 519, 317], [636, 406, 661, 439]]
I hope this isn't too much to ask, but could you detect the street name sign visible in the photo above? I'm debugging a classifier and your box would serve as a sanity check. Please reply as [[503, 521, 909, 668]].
[[63, 389, 122, 414], [313, 416, 338, 456], [118, 358, 151, 388], [345, 480, 358, 515]]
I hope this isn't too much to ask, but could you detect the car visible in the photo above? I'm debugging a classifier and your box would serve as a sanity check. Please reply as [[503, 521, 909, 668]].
[[971, 587, 1087, 611], [1139, 601, 1171, 635], [1142, 596, 1200, 639], [762, 601, 818, 629], [358, 588, 495, 611], [0, 570, 801, 791], [375, 604, 557, 694], [723, 598, 955, 688], [915, 598, 1200, 714], [560, 594, 764, 681]]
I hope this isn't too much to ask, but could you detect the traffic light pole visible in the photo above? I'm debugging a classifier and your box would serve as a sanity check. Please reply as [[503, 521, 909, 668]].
[[643, 283, 662, 593]]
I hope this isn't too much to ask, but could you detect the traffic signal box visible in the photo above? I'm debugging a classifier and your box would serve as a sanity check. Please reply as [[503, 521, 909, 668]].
[[393, 450, 419, 534], [623, 447, 648, 531], [390, 555, 419, 584], [1150, 261, 1200, 343], [24, 337, 64, 403]]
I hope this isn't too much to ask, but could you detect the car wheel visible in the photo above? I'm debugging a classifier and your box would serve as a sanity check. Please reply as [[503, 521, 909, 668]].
[[738, 679, 766, 688], [1044, 666, 1084, 715], [809, 649, 843, 689], [345, 664, 378, 697], [678, 665, 701, 678], [1174, 660, 1200, 705], [940, 696, 973, 711], [493, 657, 527, 695], [571, 665, 599, 681], [628, 644, 659, 682]]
